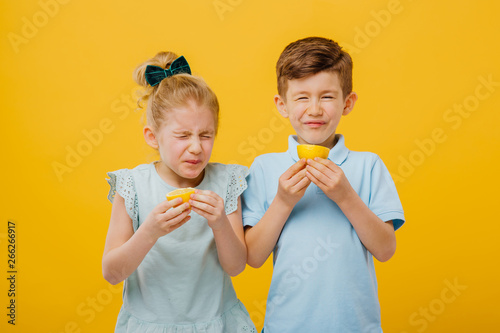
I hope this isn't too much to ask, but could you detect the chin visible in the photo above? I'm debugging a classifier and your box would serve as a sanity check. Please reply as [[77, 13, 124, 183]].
[[301, 131, 336, 145], [180, 170, 202, 180], [299, 135, 329, 145], [180, 165, 206, 179]]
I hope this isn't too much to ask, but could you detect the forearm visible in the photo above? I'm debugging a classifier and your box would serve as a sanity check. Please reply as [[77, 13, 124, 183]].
[[102, 227, 157, 284], [212, 217, 247, 276], [245, 196, 293, 268], [337, 190, 396, 262]]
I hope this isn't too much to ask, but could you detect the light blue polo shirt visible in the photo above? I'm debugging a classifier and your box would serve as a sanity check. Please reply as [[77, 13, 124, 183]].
[[242, 134, 405, 332]]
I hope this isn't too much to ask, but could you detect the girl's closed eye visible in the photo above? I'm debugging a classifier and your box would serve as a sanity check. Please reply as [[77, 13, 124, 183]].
[[174, 131, 191, 139], [199, 131, 214, 139]]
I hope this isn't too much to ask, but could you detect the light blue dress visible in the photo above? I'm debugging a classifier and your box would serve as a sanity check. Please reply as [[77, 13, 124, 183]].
[[107, 162, 257, 333]]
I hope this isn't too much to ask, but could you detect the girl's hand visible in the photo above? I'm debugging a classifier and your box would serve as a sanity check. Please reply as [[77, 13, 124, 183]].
[[189, 190, 227, 230], [305, 158, 354, 204], [141, 198, 192, 240], [276, 159, 311, 208]]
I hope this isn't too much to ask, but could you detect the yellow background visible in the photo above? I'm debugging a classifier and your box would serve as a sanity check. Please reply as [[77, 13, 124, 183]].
[[1, 0, 499, 332]]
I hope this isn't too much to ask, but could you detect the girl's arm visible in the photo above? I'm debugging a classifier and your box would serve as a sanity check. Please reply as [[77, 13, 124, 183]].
[[102, 194, 191, 285], [190, 191, 246, 276], [244, 159, 310, 268]]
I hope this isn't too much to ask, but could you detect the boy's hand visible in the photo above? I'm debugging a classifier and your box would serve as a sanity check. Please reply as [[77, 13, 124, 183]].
[[306, 158, 354, 204], [276, 158, 311, 208], [190, 190, 228, 230], [142, 198, 191, 239]]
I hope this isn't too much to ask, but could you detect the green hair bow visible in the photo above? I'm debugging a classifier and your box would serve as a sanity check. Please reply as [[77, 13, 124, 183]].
[[145, 56, 191, 86]]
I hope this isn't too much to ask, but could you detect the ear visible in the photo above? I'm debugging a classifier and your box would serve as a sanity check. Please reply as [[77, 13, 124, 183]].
[[274, 94, 289, 118], [342, 91, 358, 116], [143, 126, 159, 149]]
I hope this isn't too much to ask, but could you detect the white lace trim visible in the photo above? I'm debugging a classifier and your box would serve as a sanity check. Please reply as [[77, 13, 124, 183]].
[[224, 165, 249, 215], [106, 170, 139, 228]]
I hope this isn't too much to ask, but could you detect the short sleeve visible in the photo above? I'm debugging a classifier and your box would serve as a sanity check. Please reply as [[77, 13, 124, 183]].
[[368, 157, 405, 230], [106, 169, 139, 228], [224, 164, 249, 215], [241, 158, 267, 228]]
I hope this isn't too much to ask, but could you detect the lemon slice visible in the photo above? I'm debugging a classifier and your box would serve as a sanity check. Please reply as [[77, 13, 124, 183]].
[[297, 144, 330, 160], [166, 188, 195, 203]]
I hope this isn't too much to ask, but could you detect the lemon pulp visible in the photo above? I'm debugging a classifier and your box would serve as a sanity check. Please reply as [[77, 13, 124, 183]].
[[165, 188, 195, 203], [297, 144, 330, 159]]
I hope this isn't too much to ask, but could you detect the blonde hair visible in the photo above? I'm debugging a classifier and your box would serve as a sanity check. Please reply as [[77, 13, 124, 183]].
[[133, 51, 219, 132]]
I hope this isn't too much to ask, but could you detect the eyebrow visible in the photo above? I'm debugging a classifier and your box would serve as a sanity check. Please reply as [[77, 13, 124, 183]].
[[173, 130, 215, 135], [320, 89, 340, 95]]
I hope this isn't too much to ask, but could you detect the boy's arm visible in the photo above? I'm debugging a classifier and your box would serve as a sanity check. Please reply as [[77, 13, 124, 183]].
[[244, 159, 310, 268], [306, 158, 396, 262], [336, 193, 396, 262]]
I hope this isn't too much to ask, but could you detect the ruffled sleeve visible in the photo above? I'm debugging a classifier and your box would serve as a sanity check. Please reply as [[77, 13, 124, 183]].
[[106, 169, 139, 229], [224, 164, 249, 215]]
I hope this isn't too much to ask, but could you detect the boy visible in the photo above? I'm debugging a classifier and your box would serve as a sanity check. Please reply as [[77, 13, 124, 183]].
[[242, 37, 405, 332]]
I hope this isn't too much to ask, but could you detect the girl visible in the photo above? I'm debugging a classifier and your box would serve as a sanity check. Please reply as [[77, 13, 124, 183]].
[[102, 51, 256, 333]]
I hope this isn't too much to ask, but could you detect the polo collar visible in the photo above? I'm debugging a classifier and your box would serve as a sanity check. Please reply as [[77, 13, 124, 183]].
[[287, 134, 349, 165]]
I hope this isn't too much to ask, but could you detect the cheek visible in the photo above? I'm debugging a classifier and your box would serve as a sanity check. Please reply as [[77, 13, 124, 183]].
[[325, 101, 344, 116], [290, 104, 308, 120], [166, 140, 187, 157], [202, 139, 215, 154]]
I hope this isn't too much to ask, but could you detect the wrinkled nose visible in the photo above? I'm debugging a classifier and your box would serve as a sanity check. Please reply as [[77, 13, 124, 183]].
[[188, 138, 202, 154], [307, 99, 322, 116]]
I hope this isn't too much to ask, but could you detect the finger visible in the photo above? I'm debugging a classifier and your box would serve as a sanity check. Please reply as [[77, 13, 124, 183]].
[[306, 170, 326, 190], [293, 174, 311, 192], [190, 199, 217, 215], [153, 197, 181, 214], [288, 168, 308, 186], [283, 159, 307, 179], [193, 189, 215, 197], [161, 197, 183, 210], [306, 163, 328, 182], [165, 215, 191, 233], [309, 157, 340, 172], [190, 206, 209, 219], [162, 202, 191, 220], [306, 161, 335, 182], [191, 191, 219, 207]]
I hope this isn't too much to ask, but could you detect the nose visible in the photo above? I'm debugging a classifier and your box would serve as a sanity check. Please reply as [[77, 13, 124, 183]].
[[307, 99, 322, 116], [187, 137, 202, 154]]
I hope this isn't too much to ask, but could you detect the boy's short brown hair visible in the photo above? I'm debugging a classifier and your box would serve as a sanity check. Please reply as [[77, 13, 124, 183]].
[[276, 37, 353, 99]]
